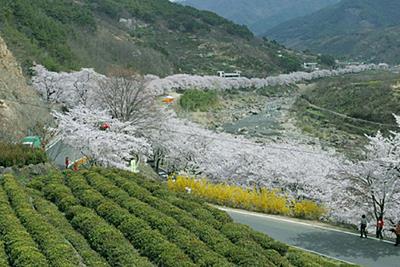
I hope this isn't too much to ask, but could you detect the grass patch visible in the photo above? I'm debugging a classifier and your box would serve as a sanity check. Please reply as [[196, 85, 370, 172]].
[[179, 89, 219, 112]]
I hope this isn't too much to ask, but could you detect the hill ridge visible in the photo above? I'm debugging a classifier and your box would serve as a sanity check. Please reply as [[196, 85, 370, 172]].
[[266, 0, 400, 63]]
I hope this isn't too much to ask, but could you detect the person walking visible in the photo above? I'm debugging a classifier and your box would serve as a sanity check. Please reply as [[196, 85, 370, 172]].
[[65, 157, 70, 169], [394, 221, 400, 246], [360, 215, 368, 238], [376, 216, 384, 240]]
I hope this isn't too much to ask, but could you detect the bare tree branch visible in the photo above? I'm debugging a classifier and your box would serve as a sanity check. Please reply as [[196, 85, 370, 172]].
[[96, 68, 160, 131]]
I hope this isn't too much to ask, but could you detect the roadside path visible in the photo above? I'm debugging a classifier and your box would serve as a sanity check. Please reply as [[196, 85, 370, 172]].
[[300, 97, 397, 127], [221, 207, 400, 267]]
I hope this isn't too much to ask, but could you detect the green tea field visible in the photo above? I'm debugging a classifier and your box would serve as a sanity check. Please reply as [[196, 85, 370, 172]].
[[0, 169, 352, 266]]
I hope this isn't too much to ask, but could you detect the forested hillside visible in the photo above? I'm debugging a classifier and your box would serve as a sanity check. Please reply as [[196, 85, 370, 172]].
[[179, 0, 339, 35], [0, 0, 303, 77], [267, 0, 400, 64], [293, 71, 400, 157]]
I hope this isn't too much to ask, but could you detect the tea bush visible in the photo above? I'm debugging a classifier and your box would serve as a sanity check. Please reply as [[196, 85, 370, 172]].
[[0, 186, 49, 266], [0, 142, 47, 167], [31, 194, 109, 267]]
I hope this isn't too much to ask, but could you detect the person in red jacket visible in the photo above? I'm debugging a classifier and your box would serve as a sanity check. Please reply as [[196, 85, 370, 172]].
[[376, 216, 384, 240], [65, 157, 70, 169]]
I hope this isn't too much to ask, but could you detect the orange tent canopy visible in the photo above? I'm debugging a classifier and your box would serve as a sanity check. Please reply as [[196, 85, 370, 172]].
[[162, 96, 175, 104]]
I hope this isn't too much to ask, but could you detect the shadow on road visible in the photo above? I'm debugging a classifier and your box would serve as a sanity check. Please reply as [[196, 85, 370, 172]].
[[291, 231, 400, 261]]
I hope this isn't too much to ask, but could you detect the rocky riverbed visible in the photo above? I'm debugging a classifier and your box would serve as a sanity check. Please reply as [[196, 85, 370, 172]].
[[176, 84, 322, 147]]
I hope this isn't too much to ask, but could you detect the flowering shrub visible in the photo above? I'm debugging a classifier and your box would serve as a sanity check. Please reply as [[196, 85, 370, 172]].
[[293, 200, 326, 220], [168, 176, 325, 219]]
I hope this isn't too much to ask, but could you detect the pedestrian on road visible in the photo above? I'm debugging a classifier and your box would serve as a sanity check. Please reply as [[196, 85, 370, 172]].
[[377, 216, 384, 240], [394, 221, 400, 246], [65, 157, 70, 169], [360, 215, 368, 238]]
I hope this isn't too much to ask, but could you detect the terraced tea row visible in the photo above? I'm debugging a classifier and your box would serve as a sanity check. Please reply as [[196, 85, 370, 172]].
[[0, 170, 353, 266]]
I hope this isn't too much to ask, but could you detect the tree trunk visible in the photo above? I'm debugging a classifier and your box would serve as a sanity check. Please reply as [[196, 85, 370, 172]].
[[155, 158, 161, 173]]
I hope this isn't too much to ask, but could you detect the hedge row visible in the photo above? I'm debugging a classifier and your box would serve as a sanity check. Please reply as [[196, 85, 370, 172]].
[[39, 174, 154, 267], [156, 193, 223, 229], [2, 175, 82, 267], [31, 193, 110, 267], [96, 169, 347, 267], [84, 171, 233, 267], [68, 206, 153, 267], [158, 196, 291, 264], [286, 248, 355, 267], [100, 169, 233, 225], [64, 172, 195, 267], [0, 186, 49, 266], [94, 171, 276, 267], [220, 223, 290, 266], [0, 241, 9, 267], [141, 196, 276, 267], [99, 171, 224, 230], [0, 142, 47, 167], [97, 168, 162, 193]]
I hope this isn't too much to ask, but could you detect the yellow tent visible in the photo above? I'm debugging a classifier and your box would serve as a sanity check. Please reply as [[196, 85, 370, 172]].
[[162, 95, 174, 104]]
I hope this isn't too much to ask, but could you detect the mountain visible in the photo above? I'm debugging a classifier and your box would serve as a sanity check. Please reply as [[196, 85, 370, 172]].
[[0, 36, 49, 141], [0, 0, 305, 78], [266, 0, 400, 64], [178, 0, 339, 35]]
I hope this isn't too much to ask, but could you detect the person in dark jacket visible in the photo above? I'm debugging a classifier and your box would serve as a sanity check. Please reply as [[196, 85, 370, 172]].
[[360, 215, 368, 238], [394, 221, 400, 246]]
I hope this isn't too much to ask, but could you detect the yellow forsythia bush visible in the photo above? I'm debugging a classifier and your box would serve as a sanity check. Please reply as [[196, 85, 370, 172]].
[[168, 176, 325, 219], [293, 200, 326, 220]]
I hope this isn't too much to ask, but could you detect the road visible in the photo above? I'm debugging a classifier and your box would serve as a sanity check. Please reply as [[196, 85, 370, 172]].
[[222, 208, 400, 267]]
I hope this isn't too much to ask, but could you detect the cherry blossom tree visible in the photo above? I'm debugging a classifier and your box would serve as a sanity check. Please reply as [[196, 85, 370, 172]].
[[72, 71, 95, 106], [96, 69, 160, 130], [31, 65, 104, 107], [31, 65, 62, 103], [155, 113, 346, 205], [33, 64, 379, 103], [145, 64, 378, 95], [53, 106, 152, 169], [346, 115, 400, 234]]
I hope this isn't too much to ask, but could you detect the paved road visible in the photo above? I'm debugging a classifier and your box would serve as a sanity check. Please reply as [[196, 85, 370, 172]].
[[223, 208, 400, 267]]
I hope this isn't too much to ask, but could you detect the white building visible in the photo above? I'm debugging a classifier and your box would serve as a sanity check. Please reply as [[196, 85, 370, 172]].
[[303, 62, 318, 71], [378, 63, 389, 70], [217, 71, 242, 78]]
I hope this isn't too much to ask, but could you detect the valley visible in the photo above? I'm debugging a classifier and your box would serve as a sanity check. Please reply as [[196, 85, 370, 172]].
[[1, 0, 400, 266]]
